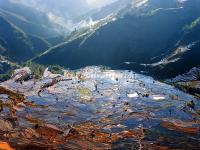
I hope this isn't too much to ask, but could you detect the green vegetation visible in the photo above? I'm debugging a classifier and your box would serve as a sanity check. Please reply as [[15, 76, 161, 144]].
[[0, 60, 66, 81], [25, 61, 46, 78], [0, 69, 14, 82], [48, 65, 64, 75], [25, 61, 64, 78], [0, 56, 19, 81]]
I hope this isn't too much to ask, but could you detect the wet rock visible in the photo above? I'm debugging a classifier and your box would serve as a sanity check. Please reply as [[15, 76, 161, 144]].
[[12, 67, 31, 82], [0, 118, 13, 131], [63, 125, 79, 137], [34, 123, 64, 138], [0, 66, 200, 149], [79, 88, 92, 96], [37, 77, 72, 96], [0, 86, 24, 100], [162, 119, 199, 134], [197, 110, 200, 115], [0, 100, 3, 112], [22, 128, 40, 138], [170, 95, 180, 100], [187, 100, 195, 110], [124, 102, 129, 106], [43, 68, 60, 78]]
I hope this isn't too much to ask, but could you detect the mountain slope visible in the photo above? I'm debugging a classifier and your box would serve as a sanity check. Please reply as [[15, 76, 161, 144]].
[[145, 16, 200, 78], [34, 0, 200, 79], [0, 0, 60, 38], [0, 14, 50, 62], [0, 0, 64, 62], [0, 15, 34, 61], [75, 0, 131, 22]]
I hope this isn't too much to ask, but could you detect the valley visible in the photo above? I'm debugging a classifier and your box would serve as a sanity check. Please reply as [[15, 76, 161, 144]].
[[0, 0, 200, 149]]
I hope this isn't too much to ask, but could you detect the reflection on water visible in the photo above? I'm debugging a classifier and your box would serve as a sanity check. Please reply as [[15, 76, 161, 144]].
[[0, 66, 199, 149]]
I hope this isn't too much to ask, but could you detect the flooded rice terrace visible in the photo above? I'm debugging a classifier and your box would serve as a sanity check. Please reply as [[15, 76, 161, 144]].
[[0, 66, 200, 149]]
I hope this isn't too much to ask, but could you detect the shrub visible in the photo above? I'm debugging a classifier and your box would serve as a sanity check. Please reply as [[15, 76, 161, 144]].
[[25, 61, 46, 78]]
